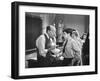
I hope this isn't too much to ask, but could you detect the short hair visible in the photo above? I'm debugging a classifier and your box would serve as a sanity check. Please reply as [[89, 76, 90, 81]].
[[46, 26, 51, 32], [81, 33, 87, 39], [63, 28, 75, 36], [72, 31, 79, 37]]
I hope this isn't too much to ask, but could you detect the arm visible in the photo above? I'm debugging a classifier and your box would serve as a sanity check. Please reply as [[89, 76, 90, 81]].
[[37, 35, 48, 57], [72, 40, 80, 52], [72, 41, 82, 65], [72, 40, 81, 59]]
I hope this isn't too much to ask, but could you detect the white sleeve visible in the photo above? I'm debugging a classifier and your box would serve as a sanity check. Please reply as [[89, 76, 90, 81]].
[[36, 35, 48, 57]]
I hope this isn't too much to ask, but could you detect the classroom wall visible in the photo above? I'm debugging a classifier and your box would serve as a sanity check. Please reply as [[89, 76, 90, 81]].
[[44, 14, 89, 36], [63, 14, 89, 36]]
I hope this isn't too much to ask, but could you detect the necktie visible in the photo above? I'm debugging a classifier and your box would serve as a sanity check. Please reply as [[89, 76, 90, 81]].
[[63, 40, 68, 53]]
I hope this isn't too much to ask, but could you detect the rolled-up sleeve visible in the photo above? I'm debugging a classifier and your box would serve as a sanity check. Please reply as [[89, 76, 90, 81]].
[[36, 35, 48, 57]]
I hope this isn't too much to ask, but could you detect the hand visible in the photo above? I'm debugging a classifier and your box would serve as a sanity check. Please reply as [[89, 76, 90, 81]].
[[59, 56, 64, 60], [48, 47, 55, 51]]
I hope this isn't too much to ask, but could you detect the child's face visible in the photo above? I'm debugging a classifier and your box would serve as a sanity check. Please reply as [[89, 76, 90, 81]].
[[83, 35, 87, 39], [71, 33, 76, 38]]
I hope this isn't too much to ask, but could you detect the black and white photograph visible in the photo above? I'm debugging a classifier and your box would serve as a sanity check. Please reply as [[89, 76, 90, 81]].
[[11, 1, 97, 79], [25, 12, 90, 68]]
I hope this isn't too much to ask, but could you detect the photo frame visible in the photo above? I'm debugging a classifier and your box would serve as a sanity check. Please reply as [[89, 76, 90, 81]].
[[11, 1, 98, 79]]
